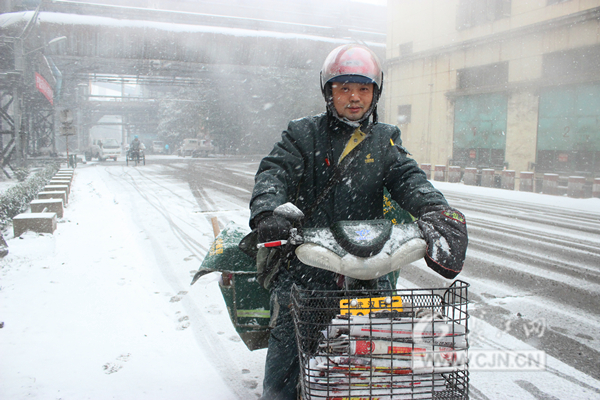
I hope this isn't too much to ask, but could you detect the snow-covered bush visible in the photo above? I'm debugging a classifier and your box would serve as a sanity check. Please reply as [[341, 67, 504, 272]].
[[13, 167, 30, 182], [0, 164, 59, 228]]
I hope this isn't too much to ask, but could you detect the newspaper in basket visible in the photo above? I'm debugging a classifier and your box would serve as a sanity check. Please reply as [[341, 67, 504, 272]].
[[292, 281, 469, 400]]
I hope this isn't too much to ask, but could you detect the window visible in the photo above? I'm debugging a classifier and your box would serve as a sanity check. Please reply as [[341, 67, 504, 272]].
[[103, 139, 120, 148], [397, 105, 412, 124], [543, 45, 600, 80], [456, 0, 511, 30], [457, 62, 508, 89]]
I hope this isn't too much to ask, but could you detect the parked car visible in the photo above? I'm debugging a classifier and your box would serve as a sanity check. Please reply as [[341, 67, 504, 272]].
[[152, 140, 165, 154], [84, 138, 121, 161], [177, 138, 214, 158]]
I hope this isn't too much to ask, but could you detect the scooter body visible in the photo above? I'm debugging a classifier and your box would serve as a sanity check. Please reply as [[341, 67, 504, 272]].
[[191, 203, 428, 351]]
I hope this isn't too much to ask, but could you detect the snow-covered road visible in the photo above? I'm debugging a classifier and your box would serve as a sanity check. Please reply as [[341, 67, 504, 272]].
[[1, 156, 600, 399]]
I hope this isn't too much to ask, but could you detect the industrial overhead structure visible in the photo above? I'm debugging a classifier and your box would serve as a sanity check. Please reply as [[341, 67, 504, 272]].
[[0, 0, 386, 175]]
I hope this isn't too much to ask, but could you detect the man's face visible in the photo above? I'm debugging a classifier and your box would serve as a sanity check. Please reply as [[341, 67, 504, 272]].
[[331, 82, 374, 121]]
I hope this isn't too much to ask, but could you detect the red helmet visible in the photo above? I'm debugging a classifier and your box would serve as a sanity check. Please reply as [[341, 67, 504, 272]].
[[320, 44, 384, 124], [320, 44, 383, 92]]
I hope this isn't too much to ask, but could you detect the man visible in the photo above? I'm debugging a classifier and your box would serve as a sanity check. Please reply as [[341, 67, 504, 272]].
[[249, 44, 468, 400], [129, 135, 142, 160], [130, 135, 141, 152]]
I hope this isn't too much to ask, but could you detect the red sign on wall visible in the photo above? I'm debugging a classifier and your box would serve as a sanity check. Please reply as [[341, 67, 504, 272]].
[[558, 153, 568, 162], [35, 72, 53, 105]]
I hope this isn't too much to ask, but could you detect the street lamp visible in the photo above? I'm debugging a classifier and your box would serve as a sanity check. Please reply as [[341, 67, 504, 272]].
[[23, 36, 67, 55]]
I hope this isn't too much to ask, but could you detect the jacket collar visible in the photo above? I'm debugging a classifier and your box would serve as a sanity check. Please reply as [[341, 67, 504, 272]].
[[326, 110, 375, 137]]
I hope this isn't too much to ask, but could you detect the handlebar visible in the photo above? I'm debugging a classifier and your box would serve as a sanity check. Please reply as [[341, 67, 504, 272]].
[[257, 240, 288, 248]]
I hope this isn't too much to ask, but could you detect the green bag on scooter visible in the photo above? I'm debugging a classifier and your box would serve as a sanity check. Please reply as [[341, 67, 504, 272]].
[[191, 222, 271, 351]]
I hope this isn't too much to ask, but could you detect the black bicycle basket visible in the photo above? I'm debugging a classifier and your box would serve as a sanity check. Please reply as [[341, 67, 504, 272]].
[[291, 280, 469, 400]]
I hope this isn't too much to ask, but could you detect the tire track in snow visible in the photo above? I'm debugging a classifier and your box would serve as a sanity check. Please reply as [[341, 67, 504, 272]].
[[156, 162, 239, 236], [185, 161, 254, 232], [445, 193, 600, 234], [474, 333, 600, 396], [105, 165, 209, 258], [468, 218, 600, 256], [101, 163, 258, 399], [466, 237, 600, 288]]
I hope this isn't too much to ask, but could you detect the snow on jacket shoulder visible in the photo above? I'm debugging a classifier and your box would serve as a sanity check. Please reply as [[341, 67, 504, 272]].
[[250, 113, 447, 228]]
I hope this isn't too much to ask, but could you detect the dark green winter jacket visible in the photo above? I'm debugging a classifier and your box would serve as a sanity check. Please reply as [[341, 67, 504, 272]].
[[251, 113, 447, 225], [250, 113, 448, 288]]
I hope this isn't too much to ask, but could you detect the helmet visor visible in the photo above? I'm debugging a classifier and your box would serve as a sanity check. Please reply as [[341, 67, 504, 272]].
[[328, 74, 375, 85]]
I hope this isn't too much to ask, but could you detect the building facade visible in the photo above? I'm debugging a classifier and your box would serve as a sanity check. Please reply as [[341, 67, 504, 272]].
[[385, 0, 600, 182]]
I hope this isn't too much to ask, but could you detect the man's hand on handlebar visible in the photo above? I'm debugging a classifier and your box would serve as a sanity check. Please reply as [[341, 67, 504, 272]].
[[417, 205, 468, 279], [253, 207, 306, 290], [255, 212, 292, 243]]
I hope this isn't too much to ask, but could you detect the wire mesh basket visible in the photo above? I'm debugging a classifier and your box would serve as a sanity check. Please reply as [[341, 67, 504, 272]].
[[291, 280, 469, 400]]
